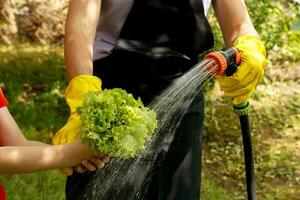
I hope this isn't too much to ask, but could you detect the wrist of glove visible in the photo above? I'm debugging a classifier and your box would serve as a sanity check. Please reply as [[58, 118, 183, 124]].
[[64, 75, 102, 114], [218, 35, 267, 105]]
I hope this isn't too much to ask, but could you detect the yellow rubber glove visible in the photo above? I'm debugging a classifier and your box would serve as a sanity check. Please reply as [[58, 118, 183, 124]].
[[53, 75, 102, 175], [218, 35, 267, 105]]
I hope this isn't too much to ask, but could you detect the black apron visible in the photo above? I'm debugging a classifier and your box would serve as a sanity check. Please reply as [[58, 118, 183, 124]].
[[66, 0, 214, 199]]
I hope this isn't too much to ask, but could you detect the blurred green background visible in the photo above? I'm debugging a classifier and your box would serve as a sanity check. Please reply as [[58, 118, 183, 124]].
[[0, 0, 299, 199]]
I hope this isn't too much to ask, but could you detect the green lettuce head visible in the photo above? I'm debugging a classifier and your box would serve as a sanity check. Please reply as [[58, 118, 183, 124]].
[[77, 88, 157, 159]]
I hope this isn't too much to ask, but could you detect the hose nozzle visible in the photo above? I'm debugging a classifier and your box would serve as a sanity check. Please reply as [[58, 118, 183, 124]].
[[204, 47, 242, 77]]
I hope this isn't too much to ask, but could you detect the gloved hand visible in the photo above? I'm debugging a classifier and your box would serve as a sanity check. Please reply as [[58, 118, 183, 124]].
[[218, 35, 267, 105], [53, 75, 102, 175]]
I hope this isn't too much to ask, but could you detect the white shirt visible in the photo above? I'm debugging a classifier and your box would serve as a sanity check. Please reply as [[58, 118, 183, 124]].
[[93, 0, 212, 60]]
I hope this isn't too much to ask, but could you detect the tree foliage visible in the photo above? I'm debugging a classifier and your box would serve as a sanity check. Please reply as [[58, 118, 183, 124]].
[[209, 0, 300, 64], [1, 0, 300, 63], [247, 0, 300, 63], [0, 0, 67, 44]]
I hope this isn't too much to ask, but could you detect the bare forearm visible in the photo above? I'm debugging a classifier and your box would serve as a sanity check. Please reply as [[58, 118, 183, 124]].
[[0, 107, 28, 146], [65, 0, 102, 80], [0, 142, 92, 173], [0, 107, 50, 147], [212, 0, 258, 46]]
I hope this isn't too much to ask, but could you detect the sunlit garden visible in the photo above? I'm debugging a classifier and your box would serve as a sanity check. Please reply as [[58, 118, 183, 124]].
[[0, 0, 299, 199]]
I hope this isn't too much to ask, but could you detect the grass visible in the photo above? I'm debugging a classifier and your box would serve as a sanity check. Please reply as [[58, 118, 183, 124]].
[[0, 45, 299, 199], [0, 172, 66, 200], [0, 45, 68, 141], [201, 179, 234, 200]]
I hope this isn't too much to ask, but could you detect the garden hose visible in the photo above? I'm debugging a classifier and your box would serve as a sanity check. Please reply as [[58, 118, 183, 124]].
[[205, 48, 257, 200], [234, 101, 256, 200]]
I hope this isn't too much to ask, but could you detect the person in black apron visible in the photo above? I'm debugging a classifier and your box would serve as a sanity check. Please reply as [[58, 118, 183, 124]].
[[58, 0, 267, 199], [65, 1, 212, 199]]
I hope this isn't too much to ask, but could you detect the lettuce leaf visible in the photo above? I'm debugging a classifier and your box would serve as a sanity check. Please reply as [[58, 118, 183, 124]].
[[77, 88, 157, 159]]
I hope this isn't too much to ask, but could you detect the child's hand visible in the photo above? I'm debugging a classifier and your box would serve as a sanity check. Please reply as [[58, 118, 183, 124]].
[[59, 139, 109, 176], [74, 154, 109, 173]]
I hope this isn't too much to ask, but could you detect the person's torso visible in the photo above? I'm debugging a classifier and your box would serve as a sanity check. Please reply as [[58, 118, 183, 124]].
[[93, 0, 212, 60]]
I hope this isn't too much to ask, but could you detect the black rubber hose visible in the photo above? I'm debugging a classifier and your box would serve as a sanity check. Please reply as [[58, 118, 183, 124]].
[[238, 114, 256, 200]]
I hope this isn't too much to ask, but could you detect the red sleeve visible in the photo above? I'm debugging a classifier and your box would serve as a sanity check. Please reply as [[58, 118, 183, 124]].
[[0, 184, 6, 200], [0, 89, 8, 108]]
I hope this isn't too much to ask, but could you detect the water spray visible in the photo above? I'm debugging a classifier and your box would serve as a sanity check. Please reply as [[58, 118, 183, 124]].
[[205, 48, 257, 200]]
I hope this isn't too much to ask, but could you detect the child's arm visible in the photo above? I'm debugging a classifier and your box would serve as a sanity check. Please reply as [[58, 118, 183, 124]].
[[0, 89, 26, 146], [0, 91, 107, 174], [0, 139, 95, 173], [0, 106, 44, 146]]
